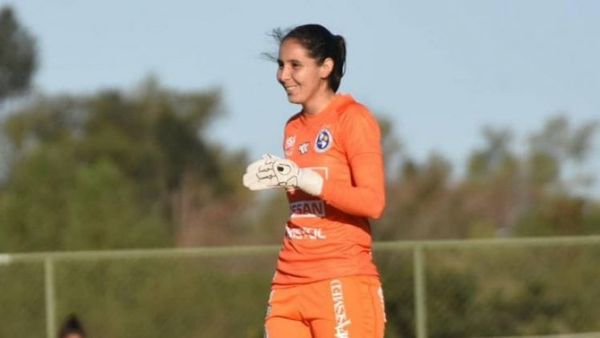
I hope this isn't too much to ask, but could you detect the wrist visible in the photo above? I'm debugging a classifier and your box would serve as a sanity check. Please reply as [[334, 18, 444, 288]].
[[297, 168, 323, 196]]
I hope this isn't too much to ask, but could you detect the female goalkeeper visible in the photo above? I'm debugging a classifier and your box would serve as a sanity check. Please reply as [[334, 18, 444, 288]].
[[243, 23, 386, 338]]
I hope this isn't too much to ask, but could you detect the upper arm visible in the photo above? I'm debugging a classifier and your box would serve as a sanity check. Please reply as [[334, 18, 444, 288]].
[[340, 108, 386, 218]]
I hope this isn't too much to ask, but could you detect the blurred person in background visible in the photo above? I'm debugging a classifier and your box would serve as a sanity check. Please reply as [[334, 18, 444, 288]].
[[243, 23, 387, 338], [58, 314, 86, 338]]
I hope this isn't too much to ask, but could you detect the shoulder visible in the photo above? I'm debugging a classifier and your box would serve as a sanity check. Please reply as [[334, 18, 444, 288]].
[[283, 111, 303, 134], [285, 111, 303, 128], [337, 97, 379, 130], [335, 96, 383, 154]]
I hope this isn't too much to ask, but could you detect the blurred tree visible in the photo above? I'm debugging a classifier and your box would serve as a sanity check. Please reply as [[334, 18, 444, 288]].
[[0, 143, 167, 251], [377, 151, 459, 240], [513, 116, 599, 236], [0, 6, 37, 103], [378, 115, 403, 176], [376, 114, 600, 241], [462, 127, 522, 237], [243, 191, 289, 244], [467, 127, 516, 180], [527, 116, 599, 193], [0, 79, 251, 252]]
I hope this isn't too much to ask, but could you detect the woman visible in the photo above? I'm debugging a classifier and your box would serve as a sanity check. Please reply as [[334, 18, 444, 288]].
[[243, 23, 386, 338], [58, 314, 87, 338]]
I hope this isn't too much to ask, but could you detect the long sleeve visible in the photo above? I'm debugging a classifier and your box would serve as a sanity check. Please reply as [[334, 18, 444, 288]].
[[320, 107, 386, 219]]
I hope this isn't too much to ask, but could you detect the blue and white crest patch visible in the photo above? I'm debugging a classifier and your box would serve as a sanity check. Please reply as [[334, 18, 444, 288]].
[[314, 128, 333, 153]]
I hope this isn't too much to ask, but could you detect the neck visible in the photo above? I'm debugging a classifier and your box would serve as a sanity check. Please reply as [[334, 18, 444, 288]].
[[302, 89, 336, 115]]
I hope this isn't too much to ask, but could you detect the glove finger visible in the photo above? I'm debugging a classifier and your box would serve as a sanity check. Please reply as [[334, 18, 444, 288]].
[[256, 165, 276, 178], [245, 174, 277, 191], [262, 153, 283, 164], [248, 181, 272, 191], [245, 169, 279, 189], [242, 171, 258, 188], [246, 159, 266, 173]]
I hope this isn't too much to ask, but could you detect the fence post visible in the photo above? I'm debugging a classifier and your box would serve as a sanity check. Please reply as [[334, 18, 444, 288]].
[[44, 257, 56, 338], [414, 245, 427, 338]]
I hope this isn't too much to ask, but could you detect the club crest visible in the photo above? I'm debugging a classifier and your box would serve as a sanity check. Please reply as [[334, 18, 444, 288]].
[[314, 128, 333, 153]]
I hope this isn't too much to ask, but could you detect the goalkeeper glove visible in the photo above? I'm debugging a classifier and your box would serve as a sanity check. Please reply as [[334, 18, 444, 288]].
[[242, 154, 323, 196]]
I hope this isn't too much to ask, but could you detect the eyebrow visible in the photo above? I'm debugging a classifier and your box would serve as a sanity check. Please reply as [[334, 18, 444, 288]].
[[277, 58, 302, 64]]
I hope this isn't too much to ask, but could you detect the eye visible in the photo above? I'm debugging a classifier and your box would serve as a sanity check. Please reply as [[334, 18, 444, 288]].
[[291, 61, 301, 69], [277, 60, 284, 69]]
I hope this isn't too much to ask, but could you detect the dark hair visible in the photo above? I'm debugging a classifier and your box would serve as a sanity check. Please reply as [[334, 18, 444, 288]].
[[270, 24, 346, 92], [58, 314, 86, 338]]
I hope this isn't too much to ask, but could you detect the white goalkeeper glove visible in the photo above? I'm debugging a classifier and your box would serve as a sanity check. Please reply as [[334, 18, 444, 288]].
[[242, 154, 323, 196]]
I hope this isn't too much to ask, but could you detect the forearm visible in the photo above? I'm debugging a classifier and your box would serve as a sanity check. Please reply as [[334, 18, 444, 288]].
[[322, 184, 385, 219], [320, 153, 385, 219]]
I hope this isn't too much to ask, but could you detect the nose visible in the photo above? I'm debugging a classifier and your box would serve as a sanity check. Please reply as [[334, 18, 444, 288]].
[[277, 64, 290, 83]]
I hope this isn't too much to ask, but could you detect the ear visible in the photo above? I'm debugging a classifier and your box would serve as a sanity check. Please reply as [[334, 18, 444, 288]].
[[319, 58, 334, 79]]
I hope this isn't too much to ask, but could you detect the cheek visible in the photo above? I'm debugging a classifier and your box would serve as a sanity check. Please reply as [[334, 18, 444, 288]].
[[292, 69, 309, 84]]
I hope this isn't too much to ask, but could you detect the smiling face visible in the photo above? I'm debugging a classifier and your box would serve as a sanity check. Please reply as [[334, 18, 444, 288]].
[[276, 38, 334, 108]]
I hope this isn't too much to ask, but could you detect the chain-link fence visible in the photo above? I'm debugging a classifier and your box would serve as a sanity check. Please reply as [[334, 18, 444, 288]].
[[1, 236, 599, 338]]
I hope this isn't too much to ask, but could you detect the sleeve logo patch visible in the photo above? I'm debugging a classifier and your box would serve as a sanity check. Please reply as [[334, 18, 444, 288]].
[[314, 128, 333, 153], [284, 135, 296, 157], [285, 135, 296, 148]]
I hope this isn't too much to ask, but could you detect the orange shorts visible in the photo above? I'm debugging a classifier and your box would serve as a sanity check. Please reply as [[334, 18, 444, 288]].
[[264, 276, 386, 338]]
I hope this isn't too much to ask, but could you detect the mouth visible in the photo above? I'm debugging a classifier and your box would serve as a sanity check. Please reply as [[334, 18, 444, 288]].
[[284, 85, 298, 94]]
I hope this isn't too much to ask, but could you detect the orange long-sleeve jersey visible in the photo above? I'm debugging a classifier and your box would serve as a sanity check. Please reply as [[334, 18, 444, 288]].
[[272, 94, 386, 287]]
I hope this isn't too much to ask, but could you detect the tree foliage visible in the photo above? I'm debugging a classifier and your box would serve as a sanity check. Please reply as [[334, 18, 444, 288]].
[[0, 6, 37, 103], [376, 115, 600, 240], [0, 8, 599, 337], [0, 79, 251, 252]]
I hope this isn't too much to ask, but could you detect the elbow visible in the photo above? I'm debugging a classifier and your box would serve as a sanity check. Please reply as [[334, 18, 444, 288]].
[[367, 195, 386, 220]]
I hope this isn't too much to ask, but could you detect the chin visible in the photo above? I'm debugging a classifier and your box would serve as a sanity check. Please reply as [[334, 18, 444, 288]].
[[287, 95, 304, 105]]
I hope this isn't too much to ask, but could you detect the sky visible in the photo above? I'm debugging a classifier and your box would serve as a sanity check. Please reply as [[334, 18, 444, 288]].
[[1, 0, 599, 192]]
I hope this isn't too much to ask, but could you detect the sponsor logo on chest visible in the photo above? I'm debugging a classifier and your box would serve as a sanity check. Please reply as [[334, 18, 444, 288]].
[[285, 225, 326, 240], [290, 200, 326, 218]]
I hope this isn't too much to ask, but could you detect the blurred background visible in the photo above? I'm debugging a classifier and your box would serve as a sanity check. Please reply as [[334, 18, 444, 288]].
[[0, 1, 599, 337]]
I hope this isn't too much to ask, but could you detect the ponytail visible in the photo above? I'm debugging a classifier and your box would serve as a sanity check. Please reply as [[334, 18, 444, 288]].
[[330, 35, 346, 92]]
